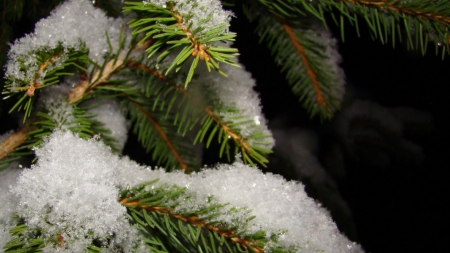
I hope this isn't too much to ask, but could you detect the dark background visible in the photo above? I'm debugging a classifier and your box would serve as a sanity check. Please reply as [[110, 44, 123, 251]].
[[230, 6, 450, 253], [1, 2, 449, 252]]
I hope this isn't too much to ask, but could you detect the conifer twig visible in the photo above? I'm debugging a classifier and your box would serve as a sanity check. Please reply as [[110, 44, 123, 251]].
[[68, 57, 125, 104], [128, 98, 189, 171], [280, 21, 327, 108], [204, 107, 254, 156], [120, 197, 264, 252], [127, 61, 257, 163], [0, 125, 31, 160], [345, 0, 450, 24]]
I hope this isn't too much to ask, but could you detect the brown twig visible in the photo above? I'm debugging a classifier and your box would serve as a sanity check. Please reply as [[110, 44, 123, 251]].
[[68, 58, 125, 104], [280, 22, 327, 108], [167, 7, 211, 61], [345, 0, 450, 24], [120, 198, 264, 252], [0, 125, 31, 160], [128, 99, 188, 171], [127, 62, 255, 157]]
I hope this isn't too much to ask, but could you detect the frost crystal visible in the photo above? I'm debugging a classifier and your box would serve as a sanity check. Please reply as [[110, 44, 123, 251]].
[[5, 0, 129, 88]]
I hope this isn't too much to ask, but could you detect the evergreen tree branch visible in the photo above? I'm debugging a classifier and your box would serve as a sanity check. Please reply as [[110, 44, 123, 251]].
[[2, 222, 46, 252], [203, 107, 269, 166], [114, 78, 201, 171], [123, 1, 239, 86], [345, 0, 450, 24], [245, 2, 345, 120], [120, 182, 268, 253], [68, 57, 126, 104], [3, 45, 90, 122], [126, 60, 271, 166], [281, 21, 327, 108], [294, 0, 450, 54], [127, 96, 189, 171]]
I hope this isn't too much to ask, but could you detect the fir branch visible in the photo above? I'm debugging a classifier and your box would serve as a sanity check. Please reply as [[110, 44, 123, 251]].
[[121, 183, 267, 253], [115, 77, 201, 171], [2, 222, 46, 252], [123, 1, 239, 86], [0, 96, 122, 170], [282, 22, 327, 108], [202, 107, 271, 166], [68, 57, 126, 104], [127, 60, 272, 167], [128, 97, 189, 171], [3, 45, 90, 122], [296, 0, 450, 54], [248, 7, 345, 120]]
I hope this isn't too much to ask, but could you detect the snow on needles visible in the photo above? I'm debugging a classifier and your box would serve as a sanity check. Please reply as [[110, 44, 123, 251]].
[[5, 0, 129, 88], [10, 131, 140, 252], [5, 131, 362, 252], [0, 166, 22, 249], [138, 163, 364, 253], [146, 0, 233, 39], [84, 99, 129, 151], [190, 61, 275, 149]]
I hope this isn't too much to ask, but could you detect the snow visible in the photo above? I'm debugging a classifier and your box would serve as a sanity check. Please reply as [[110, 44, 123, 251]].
[[10, 131, 140, 252], [189, 61, 275, 150], [139, 161, 364, 253], [5, 0, 130, 89], [84, 99, 129, 151], [2, 131, 363, 252], [145, 0, 233, 39], [308, 24, 346, 102], [38, 83, 77, 130], [0, 165, 22, 249]]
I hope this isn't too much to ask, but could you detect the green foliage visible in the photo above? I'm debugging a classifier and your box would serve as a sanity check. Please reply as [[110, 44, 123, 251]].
[[0, 103, 120, 172], [194, 105, 273, 166], [2, 221, 46, 253], [2, 45, 90, 123], [122, 54, 272, 168], [292, 0, 450, 56], [244, 2, 344, 120], [122, 180, 278, 253], [101, 60, 201, 170], [123, 1, 239, 87]]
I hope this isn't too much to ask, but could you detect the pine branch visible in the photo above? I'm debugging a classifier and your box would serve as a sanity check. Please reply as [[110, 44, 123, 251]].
[[120, 181, 269, 253], [123, 1, 239, 86], [244, 2, 345, 120], [2, 222, 46, 252], [272, 21, 344, 119], [199, 107, 272, 166], [127, 96, 191, 171], [126, 59, 272, 167], [295, 0, 450, 55], [68, 57, 126, 104], [2, 45, 90, 122], [107, 67, 201, 171]]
